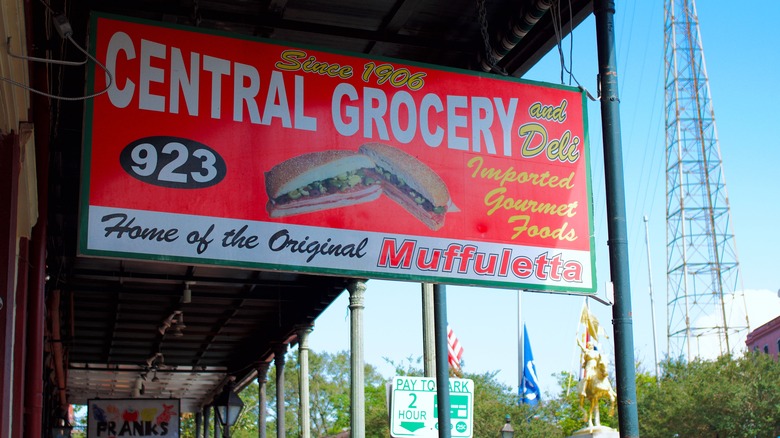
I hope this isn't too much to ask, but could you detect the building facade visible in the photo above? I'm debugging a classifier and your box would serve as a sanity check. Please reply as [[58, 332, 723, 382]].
[[746, 315, 780, 360]]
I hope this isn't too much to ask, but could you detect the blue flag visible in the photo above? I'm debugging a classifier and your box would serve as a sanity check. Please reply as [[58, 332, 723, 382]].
[[521, 324, 541, 405]]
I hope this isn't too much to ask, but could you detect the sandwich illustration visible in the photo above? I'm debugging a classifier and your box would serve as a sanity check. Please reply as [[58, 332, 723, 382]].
[[264, 150, 382, 218], [358, 142, 450, 231], [264, 144, 452, 230]]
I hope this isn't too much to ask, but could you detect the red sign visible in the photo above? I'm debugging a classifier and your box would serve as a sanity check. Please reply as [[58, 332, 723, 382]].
[[81, 14, 596, 292]]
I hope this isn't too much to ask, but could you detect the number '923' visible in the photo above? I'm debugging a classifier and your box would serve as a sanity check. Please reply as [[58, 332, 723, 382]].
[[119, 137, 226, 189]]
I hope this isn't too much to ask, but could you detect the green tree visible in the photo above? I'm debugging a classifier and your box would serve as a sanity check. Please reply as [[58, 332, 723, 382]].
[[468, 370, 564, 438], [637, 353, 780, 438], [232, 381, 260, 437], [264, 349, 388, 437], [178, 382, 259, 437], [549, 370, 618, 436]]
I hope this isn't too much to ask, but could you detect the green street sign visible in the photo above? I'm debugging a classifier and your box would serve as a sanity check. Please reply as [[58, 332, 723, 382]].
[[390, 376, 474, 438]]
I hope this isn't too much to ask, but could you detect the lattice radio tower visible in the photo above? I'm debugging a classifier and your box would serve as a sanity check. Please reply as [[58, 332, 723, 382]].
[[664, 0, 749, 360]]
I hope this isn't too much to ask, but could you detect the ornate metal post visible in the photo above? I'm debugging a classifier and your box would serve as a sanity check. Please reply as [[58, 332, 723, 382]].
[[348, 279, 366, 438], [297, 325, 313, 438], [274, 343, 288, 438], [256, 361, 271, 438]]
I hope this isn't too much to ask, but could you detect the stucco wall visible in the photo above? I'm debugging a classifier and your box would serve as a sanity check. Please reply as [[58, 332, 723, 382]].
[[0, 0, 30, 132]]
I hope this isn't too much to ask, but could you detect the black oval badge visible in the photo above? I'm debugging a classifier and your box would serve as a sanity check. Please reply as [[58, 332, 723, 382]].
[[119, 136, 227, 189]]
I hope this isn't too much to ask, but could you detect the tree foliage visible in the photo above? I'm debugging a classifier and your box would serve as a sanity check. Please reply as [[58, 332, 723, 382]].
[[179, 348, 780, 438], [637, 353, 780, 438], [263, 349, 388, 437], [468, 370, 565, 438], [547, 371, 618, 436], [178, 350, 596, 437]]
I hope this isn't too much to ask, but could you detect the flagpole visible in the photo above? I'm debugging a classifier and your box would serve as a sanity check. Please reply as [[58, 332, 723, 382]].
[[585, 298, 590, 347], [568, 298, 588, 396], [644, 216, 661, 387], [517, 290, 523, 403]]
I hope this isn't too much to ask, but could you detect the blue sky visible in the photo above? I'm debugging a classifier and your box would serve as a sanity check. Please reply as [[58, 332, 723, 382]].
[[309, 1, 780, 397]]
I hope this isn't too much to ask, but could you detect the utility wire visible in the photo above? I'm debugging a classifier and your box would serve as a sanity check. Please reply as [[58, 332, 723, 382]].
[[0, 5, 113, 101], [550, 0, 597, 100]]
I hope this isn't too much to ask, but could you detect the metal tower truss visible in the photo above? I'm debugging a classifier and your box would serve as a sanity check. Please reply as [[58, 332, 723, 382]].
[[663, 0, 748, 360]]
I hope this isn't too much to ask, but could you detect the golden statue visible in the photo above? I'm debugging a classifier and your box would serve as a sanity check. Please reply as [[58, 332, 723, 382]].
[[575, 307, 617, 430]]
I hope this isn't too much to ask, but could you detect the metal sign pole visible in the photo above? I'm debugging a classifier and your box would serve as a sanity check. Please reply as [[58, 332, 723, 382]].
[[593, 0, 639, 437], [594, 0, 640, 435], [433, 284, 451, 438]]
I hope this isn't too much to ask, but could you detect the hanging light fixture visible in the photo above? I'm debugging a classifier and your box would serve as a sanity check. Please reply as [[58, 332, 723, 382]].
[[172, 313, 186, 337], [146, 352, 162, 368], [213, 379, 244, 437], [51, 408, 73, 438], [158, 311, 181, 335], [183, 281, 194, 303], [498, 414, 515, 438], [51, 423, 73, 438]]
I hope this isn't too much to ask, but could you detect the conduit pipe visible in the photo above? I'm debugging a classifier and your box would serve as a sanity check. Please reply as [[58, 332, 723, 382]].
[[23, 0, 52, 435], [0, 122, 21, 438], [479, 0, 554, 72], [25, 192, 46, 438], [12, 238, 29, 438], [51, 290, 68, 407]]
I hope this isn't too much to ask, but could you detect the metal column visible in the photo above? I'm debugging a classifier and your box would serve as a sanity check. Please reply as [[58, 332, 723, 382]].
[[348, 279, 366, 438], [297, 325, 313, 438], [594, 0, 640, 435], [433, 284, 451, 438], [256, 361, 270, 438], [422, 283, 436, 377], [274, 344, 287, 438]]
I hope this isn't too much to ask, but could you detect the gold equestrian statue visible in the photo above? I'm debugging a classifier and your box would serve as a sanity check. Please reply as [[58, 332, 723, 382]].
[[576, 337, 617, 429]]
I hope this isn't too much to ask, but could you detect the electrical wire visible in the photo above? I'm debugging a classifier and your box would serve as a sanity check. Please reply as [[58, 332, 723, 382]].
[[6, 36, 86, 66], [36, 0, 57, 15], [617, 0, 638, 97], [552, 0, 573, 85], [615, 2, 676, 360], [550, 0, 598, 101], [567, 0, 573, 86], [0, 4, 113, 101]]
